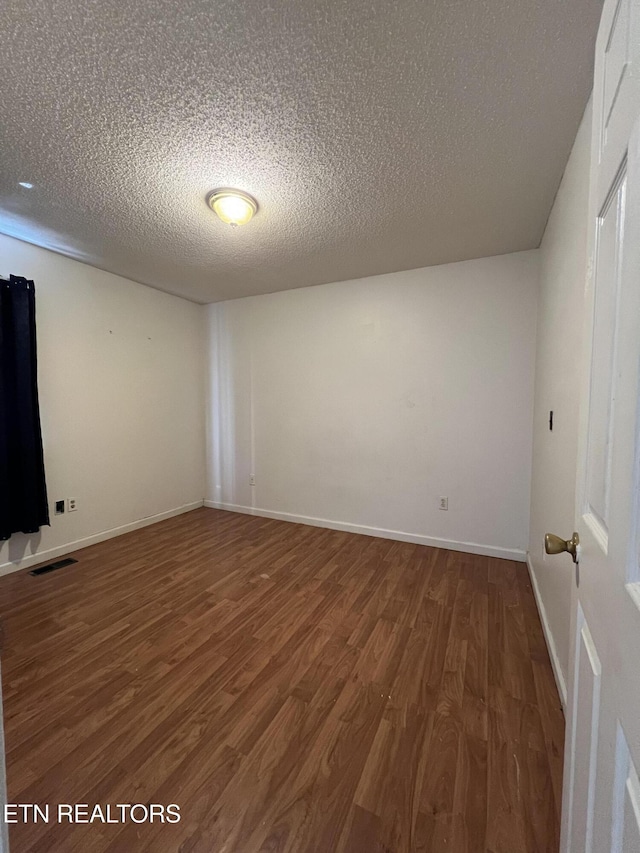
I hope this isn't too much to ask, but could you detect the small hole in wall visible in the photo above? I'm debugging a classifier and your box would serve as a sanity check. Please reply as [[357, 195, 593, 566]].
[[549, 411, 554, 431]]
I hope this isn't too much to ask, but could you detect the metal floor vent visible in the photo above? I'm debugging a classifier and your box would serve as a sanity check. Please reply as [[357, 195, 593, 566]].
[[30, 557, 78, 576]]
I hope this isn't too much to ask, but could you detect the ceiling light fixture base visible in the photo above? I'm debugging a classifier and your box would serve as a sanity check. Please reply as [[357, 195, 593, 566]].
[[206, 188, 258, 226]]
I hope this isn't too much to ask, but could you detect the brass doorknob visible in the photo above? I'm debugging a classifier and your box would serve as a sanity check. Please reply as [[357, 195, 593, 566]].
[[545, 531, 580, 563]]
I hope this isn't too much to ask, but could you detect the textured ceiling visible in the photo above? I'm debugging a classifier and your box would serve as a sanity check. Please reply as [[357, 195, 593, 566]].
[[0, 0, 603, 303]]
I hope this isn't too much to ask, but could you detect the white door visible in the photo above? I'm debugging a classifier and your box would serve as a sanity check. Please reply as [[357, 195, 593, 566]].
[[553, 1, 640, 850]]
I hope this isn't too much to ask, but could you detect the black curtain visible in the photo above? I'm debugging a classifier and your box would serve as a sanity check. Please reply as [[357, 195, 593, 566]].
[[0, 275, 49, 540]]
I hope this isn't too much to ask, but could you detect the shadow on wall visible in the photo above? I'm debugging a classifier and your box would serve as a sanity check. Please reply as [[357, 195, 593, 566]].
[[208, 304, 238, 506], [0, 210, 96, 266]]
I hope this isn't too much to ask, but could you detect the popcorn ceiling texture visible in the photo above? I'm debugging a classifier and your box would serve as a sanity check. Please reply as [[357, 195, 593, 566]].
[[0, 0, 602, 303]]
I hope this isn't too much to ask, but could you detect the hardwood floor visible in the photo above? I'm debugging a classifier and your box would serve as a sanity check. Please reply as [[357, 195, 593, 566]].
[[0, 508, 564, 852]]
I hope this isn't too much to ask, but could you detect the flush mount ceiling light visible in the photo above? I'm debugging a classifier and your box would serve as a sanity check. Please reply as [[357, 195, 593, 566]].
[[207, 188, 258, 226]]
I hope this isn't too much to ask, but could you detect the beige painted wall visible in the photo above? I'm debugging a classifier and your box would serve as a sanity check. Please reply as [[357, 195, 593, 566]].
[[206, 250, 539, 560], [0, 233, 206, 576]]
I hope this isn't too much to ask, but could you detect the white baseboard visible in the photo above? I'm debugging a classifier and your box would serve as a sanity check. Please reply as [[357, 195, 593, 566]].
[[0, 501, 204, 578], [526, 553, 568, 709], [204, 500, 526, 562]]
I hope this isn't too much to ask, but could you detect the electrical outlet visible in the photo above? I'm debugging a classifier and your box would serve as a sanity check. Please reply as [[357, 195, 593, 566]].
[[67, 497, 78, 512], [249, 475, 256, 486], [439, 496, 448, 511], [54, 499, 65, 515]]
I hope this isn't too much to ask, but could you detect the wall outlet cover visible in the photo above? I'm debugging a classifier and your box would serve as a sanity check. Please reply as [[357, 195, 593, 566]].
[[67, 498, 78, 512]]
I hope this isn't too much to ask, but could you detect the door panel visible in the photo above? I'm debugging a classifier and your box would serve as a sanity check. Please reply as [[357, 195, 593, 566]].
[[567, 606, 602, 853], [561, 0, 640, 851], [628, 346, 640, 588], [602, 0, 631, 146], [598, 0, 640, 189], [585, 166, 626, 544], [612, 725, 640, 853], [621, 769, 640, 852]]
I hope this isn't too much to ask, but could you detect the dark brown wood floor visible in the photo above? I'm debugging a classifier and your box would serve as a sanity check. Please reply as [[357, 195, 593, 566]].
[[0, 508, 564, 852]]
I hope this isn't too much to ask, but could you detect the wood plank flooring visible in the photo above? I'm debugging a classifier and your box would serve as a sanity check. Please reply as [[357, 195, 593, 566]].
[[0, 508, 564, 852]]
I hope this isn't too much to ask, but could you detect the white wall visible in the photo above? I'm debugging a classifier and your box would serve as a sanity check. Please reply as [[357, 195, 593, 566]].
[[0, 233, 205, 576], [528, 101, 592, 703], [206, 251, 539, 560]]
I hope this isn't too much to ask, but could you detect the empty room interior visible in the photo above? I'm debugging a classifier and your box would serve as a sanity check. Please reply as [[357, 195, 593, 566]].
[[3, 0, 640, 851]]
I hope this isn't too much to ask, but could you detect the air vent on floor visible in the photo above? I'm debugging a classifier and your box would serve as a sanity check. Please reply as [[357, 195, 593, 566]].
[[30, 557, 78, 576]]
